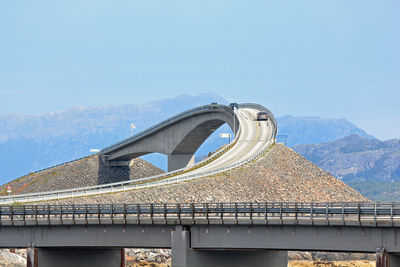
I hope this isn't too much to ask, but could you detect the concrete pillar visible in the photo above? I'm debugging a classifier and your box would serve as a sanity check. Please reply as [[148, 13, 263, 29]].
[[376, 249, 400, 267], [171, 226, 190, 267], [171, 226, 288, 267], [168, 153, 194, 172], [98, 156, 131, 184], [376, 250, 388, 267], [27, 248, 125, 267]]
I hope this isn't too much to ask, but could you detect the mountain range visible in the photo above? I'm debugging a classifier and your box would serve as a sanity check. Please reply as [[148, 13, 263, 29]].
[[0, 93, 382, 187], [294, 134, 400, 182], [276, 115, 375, 147], [293, 135, 400, 201]]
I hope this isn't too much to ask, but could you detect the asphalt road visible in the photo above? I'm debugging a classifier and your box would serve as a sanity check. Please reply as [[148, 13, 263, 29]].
[[147, 107, 273, 184]]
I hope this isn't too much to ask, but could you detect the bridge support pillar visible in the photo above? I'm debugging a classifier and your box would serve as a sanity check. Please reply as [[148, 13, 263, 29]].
[[27, 248, 125, 267], [168, 153, 194, 172], [376, 248, 400, 267], [171, 226, 288, 267]]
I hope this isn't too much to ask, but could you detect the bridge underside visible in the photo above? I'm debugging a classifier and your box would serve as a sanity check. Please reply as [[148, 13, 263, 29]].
[[2, 224, 400, 252], [4, 224, 400, 266], [171, 226, 288, 267], [28, 248, 125, 267]]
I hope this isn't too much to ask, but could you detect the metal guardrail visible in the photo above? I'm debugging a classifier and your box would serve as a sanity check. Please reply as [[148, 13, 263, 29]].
[[1, 202, 399, 227], [0, 103, 274, 204]]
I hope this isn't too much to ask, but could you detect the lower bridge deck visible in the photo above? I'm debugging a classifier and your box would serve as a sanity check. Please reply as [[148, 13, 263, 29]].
[[0, 202, 400, 253]]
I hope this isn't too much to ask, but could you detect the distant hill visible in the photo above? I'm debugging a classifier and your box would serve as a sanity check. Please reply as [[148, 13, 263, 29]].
[[293, 135, 400, 201], [0, 93, 375, 185], [293, 134, 400, 182], [277, 115, 375, 147]]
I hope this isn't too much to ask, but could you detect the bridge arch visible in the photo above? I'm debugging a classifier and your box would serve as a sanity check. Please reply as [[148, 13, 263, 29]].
[[100, 104, 239, 171]]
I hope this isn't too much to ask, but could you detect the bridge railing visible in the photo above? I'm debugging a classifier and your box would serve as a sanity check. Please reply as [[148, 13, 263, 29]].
[[2, 202, 400, 227], [0, 103, 275, 204]]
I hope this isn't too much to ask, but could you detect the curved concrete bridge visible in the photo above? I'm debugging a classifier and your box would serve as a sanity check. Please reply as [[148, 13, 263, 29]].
[[0, 103, 277, 204], [100, 103, 276, 172], [100, 104, 239, 171]]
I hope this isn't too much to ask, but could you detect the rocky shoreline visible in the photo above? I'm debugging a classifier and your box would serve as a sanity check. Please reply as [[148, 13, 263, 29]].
[[0, 249, 376, 267], [288, 260, 375, 267]]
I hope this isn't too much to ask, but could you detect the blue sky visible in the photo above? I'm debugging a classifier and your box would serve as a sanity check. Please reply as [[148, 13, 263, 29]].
[[0, 1, 399, 140]]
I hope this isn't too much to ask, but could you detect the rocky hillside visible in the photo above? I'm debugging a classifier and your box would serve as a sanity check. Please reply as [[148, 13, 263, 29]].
[[39, 144, 367, 204], [0, 155, 163, 195]]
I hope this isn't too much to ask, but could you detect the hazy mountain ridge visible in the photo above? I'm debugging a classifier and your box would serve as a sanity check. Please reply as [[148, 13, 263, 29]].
[[277, 115, 375, 147], [0, 93, 374, 185], [0, 94, 228, 142], [293, 135, 400, 182]]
